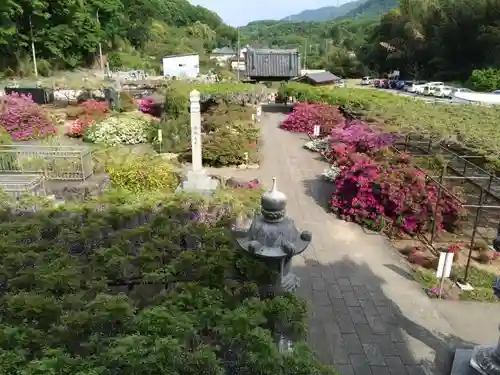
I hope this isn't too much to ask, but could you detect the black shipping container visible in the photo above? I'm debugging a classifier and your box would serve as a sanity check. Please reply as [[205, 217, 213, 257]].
[[245, 48, 300, 80], [4, 87, 54, 104]]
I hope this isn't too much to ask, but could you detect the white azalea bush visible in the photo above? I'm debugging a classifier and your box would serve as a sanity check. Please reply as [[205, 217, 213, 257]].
[[84, 112, 152, 146], [304, 138, 330, 152], [323, 164, 341, 182]]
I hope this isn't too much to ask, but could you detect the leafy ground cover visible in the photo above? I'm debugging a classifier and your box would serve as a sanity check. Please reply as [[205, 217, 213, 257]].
[[0, 179, 336, 375], [284, 97, 499, 302]]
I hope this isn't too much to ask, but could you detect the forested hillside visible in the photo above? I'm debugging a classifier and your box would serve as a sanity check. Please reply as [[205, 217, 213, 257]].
[[282, 0, 366, 22], [0, 0, 237, 76], [340, 0, 397, 19], [241, 0, 500, 82]]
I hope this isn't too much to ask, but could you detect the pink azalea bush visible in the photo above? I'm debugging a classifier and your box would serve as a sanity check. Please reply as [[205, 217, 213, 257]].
[[330, 120, 395, 153], [137, 97, 162, 117], [0, 93, 57, 140], [67, 100, 109, 138], [280, 103, 346, 134], [330, 153, 466, 235]]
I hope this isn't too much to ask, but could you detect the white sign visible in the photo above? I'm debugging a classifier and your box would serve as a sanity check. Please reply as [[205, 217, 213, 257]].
[[157, 129, 162, 143], [436, 252, 454, 278], [313, 125, 320, 137]]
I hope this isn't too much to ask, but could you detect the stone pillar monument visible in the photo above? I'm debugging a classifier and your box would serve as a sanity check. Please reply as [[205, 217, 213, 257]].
[[232, 177, 312, 352], [177, 90, 218, 194]]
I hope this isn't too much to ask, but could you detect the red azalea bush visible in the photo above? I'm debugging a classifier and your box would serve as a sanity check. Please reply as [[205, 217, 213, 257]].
[[330, 120, 395, 153], [0, 93, 57, 140], [324, 142, 356, 163], [330, 153, 466, 235], [67, 100, 108, 137], [280, 103, 346, 134]]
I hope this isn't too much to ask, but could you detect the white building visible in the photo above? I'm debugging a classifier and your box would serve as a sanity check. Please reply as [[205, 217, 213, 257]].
[[210, 47, 235, 66], [162, 53, 199, 78]]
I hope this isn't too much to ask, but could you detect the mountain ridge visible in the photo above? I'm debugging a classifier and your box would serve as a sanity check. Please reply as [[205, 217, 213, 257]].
[[281, 0, 366, 22], [280, 0, 396, 22]]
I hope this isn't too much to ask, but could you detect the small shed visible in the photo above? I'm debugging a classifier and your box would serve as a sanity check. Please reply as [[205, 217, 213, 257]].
[[294, 71, 341, 86], [245, 48, 300, 81]]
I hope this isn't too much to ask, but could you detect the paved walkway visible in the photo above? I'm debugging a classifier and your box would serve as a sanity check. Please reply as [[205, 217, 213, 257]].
[[214, 111, 500, 375]]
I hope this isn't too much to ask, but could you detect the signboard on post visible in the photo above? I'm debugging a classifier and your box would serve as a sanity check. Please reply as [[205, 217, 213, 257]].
[[436, 251, 454, 298], [313, 125, 320, 137]]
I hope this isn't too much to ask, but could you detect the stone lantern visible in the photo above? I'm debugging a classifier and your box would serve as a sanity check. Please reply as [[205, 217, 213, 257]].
[[233, 177, 312, 294], [232, 177, 312, 352]]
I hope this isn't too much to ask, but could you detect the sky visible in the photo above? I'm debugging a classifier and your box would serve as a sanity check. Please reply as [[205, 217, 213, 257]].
[[190, 0, 350, 27]]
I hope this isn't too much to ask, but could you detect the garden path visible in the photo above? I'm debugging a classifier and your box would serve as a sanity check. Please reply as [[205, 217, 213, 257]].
[[210, 111, 500, 375]]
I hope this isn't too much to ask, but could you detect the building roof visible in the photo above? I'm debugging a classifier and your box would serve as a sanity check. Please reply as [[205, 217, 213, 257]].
[[212, 47, 235, 54], [299, 71, 340, 83], [247, 47, 298, 54], [163, 53, 199, 59]]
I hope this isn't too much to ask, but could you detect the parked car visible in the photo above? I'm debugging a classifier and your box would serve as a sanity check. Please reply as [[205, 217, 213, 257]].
[[374, 78, 382, 88], [360, 76, 373, 85], [452, 87, 473, 95], [335, 79, 345, 88], [381, 79, 390, 88], [395, 80, 406, 90], [406, 80, 426, 93], [416, 81, 444, 95], [430, 86, 454, 98], [492, 90, 500, 94]]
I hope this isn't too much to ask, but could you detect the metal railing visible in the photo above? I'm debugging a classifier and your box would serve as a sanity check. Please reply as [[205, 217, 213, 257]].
[[0, 174, 46, 198], [0, 145, 93, 181], [394, 135, 500, 283]]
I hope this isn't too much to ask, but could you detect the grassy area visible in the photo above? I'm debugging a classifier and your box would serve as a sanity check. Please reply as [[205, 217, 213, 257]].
[[412, 264, 498, 302]]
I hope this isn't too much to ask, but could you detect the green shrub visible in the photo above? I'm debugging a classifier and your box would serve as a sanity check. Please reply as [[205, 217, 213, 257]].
[[106, 154, 179, 192], [119, 91, 137, 112], [164, 85, 188, 119], [180, 121, 260, 167], [148, 112, 190, 153], [468, 68, 500, 91], [202, 102, 253, 133]]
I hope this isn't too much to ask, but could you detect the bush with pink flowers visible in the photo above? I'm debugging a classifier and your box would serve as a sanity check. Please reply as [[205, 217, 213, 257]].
[[280, 103, 346, 134], [330, 120, 395, 153], [0, 93, 57, 140], [67, 100, 109, 138], [330, 153, 466, 235]]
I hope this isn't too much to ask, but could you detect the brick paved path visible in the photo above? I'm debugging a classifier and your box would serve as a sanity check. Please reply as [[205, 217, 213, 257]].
[[210, 111, 469, 375]]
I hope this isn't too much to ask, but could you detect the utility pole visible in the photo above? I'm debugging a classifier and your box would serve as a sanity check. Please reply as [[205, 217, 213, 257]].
[[96, 10, 104, 75], [303, 39, 308, 70], [236, 27, 240, 81], [29, 16, 38, 77]]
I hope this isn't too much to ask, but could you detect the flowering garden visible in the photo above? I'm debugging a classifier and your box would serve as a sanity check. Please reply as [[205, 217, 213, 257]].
[[0, 81, 343, 375], [279, 83, 500, 302]]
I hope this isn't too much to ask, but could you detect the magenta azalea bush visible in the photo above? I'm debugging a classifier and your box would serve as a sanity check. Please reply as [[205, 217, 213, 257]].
[[330, 153, 466, 235], [280, 103, 346, 134], [330, 120, 395, 153], [0, 93, 57, 140]]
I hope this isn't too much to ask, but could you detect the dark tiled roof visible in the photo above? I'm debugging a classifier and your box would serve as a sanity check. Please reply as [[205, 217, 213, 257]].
[[303, 71, 340, 83], [248, 47, 298, 54]]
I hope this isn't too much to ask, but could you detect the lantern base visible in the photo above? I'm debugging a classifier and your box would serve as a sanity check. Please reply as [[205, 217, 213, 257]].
[[177, 169, 218, 195], [451, 345, 500, 375]]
